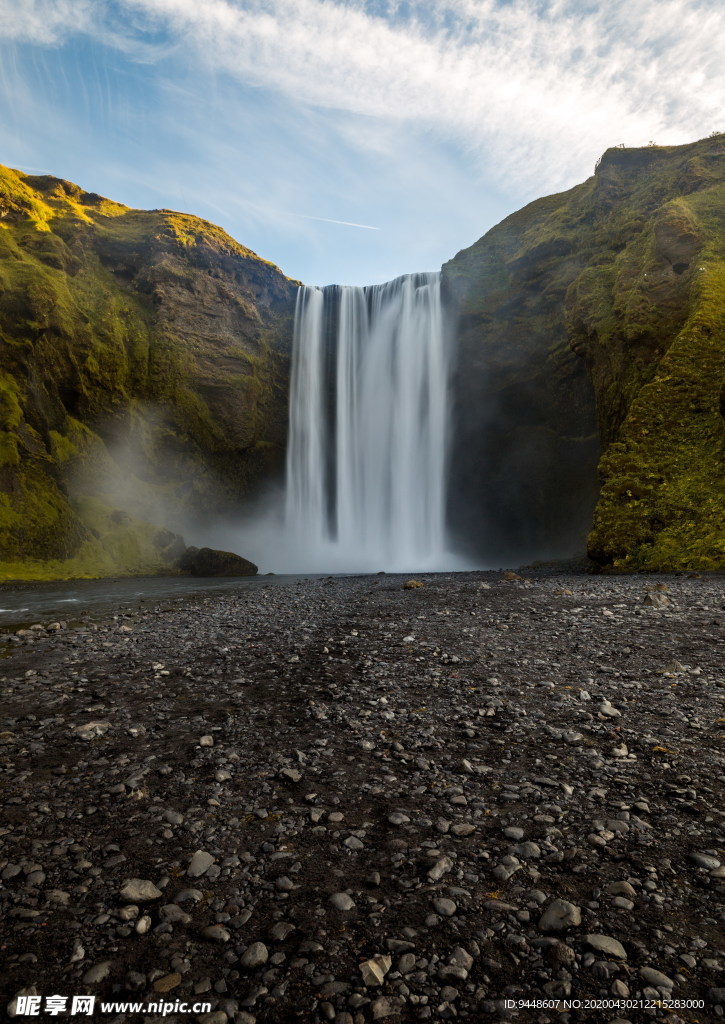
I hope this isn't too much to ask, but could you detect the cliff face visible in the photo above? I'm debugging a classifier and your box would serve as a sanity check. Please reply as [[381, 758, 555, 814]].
[[4, 139, 725, 579], [443, 136, 725, 570], [0, 167, 298, 579]]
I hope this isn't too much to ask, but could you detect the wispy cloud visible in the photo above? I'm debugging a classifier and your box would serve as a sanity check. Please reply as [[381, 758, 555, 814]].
[[0, 0, 94, 44], [2, 0, 724, 194], [1, 0, 724, 282], [104, 0, 725, 192]]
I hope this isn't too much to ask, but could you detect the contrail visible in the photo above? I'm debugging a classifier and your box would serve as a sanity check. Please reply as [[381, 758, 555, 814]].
[[298, 214, 380, 231]]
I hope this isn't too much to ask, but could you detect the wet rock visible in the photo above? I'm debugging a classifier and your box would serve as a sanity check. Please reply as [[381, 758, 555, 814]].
[[178, 546, 258, 577]]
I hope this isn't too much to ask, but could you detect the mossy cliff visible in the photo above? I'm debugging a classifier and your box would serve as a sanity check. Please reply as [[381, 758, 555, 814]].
[[0, 166, 298, 580], [443, 135, 725, 570]]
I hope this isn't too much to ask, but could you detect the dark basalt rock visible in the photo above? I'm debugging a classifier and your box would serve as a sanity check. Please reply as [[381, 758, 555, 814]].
[[178, 545, 258, 577], [444, 134, 725, 570]]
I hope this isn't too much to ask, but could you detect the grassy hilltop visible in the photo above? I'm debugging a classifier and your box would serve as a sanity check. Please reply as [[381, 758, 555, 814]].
[[0, 168, 297, 579]]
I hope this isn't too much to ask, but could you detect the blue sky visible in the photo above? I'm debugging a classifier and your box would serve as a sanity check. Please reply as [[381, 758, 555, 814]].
[[1, 0, 724, 286]]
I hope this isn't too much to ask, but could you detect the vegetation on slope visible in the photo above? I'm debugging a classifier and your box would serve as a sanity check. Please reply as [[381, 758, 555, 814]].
[[444, 135, 725, 570], [0, 167, 297, 579]]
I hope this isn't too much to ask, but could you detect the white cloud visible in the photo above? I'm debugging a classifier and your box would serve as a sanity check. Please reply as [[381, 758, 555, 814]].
[[102, 0, 725, 193], [2, 0, 724, 198], [0, 0, 94, 44]]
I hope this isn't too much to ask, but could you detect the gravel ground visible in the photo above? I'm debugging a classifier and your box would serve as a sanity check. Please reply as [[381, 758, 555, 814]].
[[1, 570, 724, 1024]]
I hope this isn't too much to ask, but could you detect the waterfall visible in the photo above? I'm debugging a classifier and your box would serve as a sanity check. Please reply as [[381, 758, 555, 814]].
[[284, 272, 452, 572]]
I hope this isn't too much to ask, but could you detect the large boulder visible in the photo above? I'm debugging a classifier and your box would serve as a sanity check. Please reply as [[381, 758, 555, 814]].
[[178, 546, 258, 577]]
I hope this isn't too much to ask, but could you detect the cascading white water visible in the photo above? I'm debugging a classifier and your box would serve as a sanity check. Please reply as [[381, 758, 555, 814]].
[[285, 272, 452, 572]]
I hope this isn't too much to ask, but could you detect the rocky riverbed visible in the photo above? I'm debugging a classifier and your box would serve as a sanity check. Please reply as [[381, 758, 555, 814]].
[[1, 571, 724, 1023]]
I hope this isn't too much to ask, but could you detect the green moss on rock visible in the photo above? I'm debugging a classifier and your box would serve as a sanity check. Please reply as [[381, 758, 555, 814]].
[[445, 134, 725, 569], [0, 164, 298, 579]]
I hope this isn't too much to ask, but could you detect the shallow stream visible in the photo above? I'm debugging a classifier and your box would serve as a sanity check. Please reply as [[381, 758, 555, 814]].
[[0, 573, 322, 629]]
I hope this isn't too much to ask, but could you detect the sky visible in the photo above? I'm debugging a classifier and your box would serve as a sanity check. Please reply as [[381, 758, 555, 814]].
[[1, 0, 724, 286]]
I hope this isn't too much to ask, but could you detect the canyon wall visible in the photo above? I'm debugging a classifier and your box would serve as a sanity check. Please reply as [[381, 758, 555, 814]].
[[444, 136, 725, 570], [0, 167, 297, 578]]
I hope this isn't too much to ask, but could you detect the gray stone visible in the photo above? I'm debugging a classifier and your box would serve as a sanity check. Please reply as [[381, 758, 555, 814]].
[[427, 855, 453, 881], [73, 721, 111, 741], [612, 897, 634, 910], [240, 942, 269, 969], [606, 881, 636, 898], [371, 996, 402, 1019], [493, 855, 522, 881], [397, 953, 416, 974], [450, 947, 474, 970], [120, 878, 162, 903], [200, 924, 231, 942], [360, 955, 392, 987], [538, 899, 582, 932], [639, 967, 674, 990], [513, 842, 541, 859], [160, 904, 192, 925], [450, 822, 476, 836], [585, 934, 627, 959], [82, 961, 113, 985], [329, 892, 355, 911], [688, 852, 721, 870], [187, 850, 215, 878]]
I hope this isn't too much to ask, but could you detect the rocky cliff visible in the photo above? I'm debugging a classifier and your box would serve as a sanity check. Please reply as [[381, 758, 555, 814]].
[[4, 138, 725, 580], [0, 166, 298, 579], [443, 135, 725, 571]]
